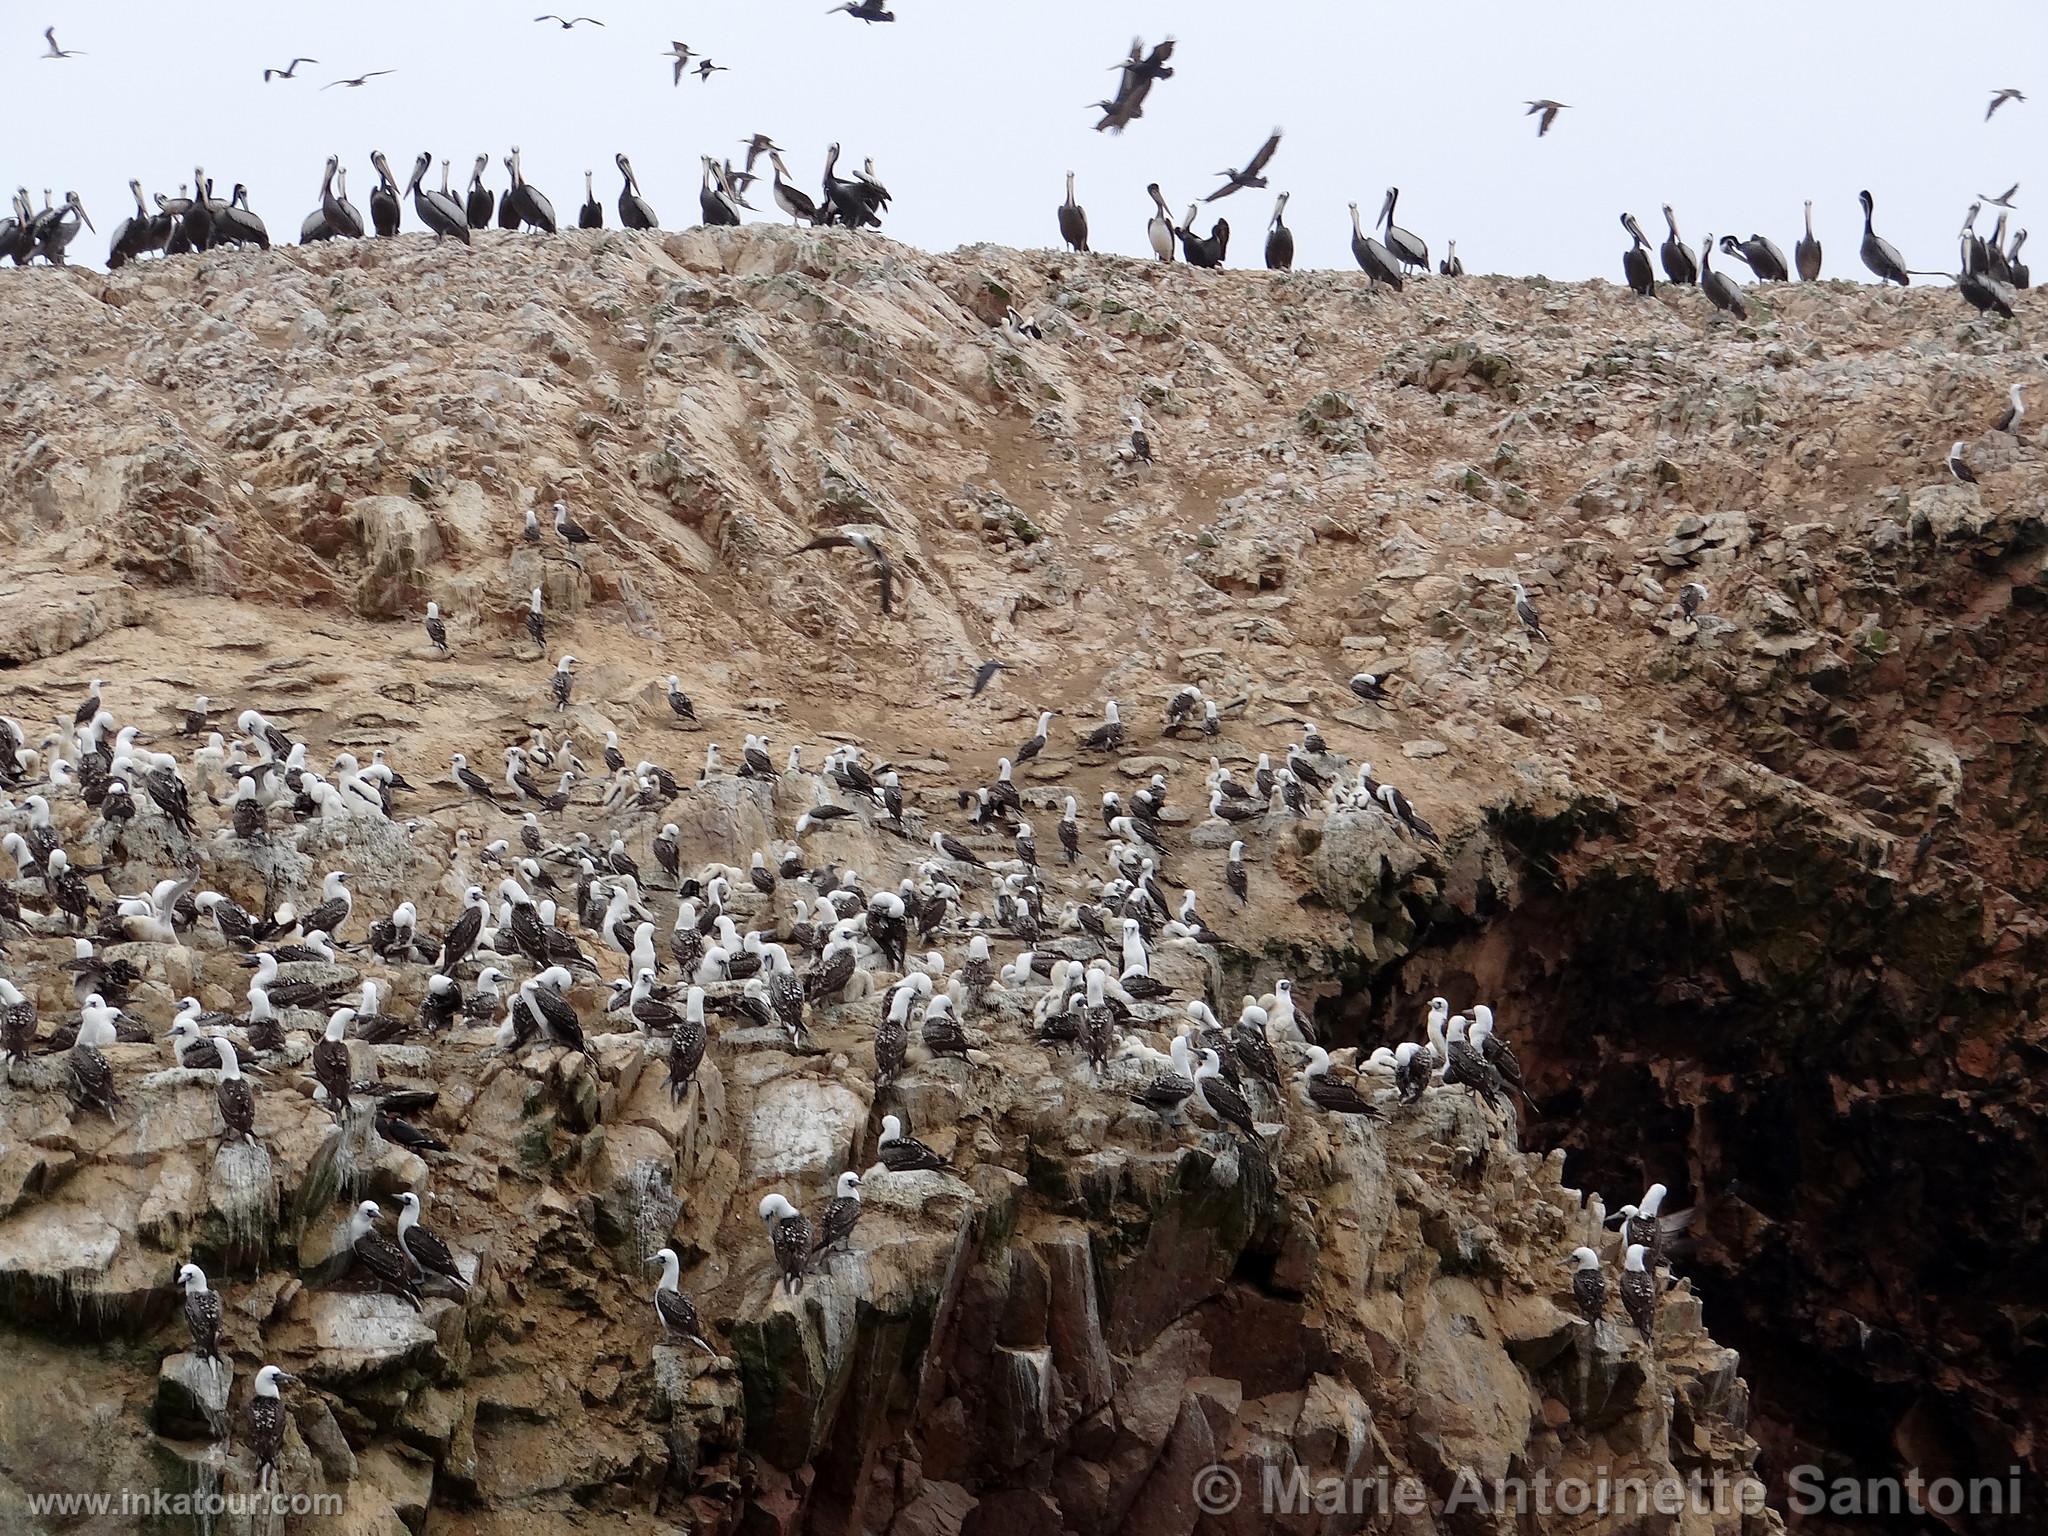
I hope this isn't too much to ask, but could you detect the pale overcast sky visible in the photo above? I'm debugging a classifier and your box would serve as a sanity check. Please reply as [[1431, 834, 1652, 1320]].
[[7, 0, 2046, 280]]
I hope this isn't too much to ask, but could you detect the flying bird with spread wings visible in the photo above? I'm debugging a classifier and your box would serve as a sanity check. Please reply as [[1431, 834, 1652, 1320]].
[[1987, 88, 2026, 121], [263, 57, 318, 80], [1980, 182, 2020, 208], [534, 14, 605, 27], [827, 1, 896, 21], [43, 26, 85, 58], [1206, 129, 1282, 201], [324, 69, 396, 89], [1525, 99, 1568, 136], [795, 529, 897, 615]]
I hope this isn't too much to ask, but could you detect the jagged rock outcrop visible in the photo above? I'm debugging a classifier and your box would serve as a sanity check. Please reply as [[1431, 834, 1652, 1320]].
[[4, 227, 2040, 1533]]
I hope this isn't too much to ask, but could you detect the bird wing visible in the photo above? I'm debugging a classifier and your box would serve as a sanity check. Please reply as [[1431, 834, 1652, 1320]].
[[1243, 131, 1282, 177], [795, 534, 856, 554]]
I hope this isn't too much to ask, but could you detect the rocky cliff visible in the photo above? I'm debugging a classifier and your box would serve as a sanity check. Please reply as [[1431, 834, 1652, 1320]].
[[0, 227, 2037, 1534]]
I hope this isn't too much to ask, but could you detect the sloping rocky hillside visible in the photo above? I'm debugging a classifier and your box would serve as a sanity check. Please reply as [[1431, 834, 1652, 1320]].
[[1, 227, 2041, 1533]]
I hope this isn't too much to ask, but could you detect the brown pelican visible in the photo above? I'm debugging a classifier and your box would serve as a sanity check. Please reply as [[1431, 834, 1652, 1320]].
[[1795, 201, 1821, 280], [1987, 88, 2026, 120], [107, 181, 155, 268], [1987, 210, 2012, 283], [369, 153, 401, 236], [2010, 229, 2030, 288], [1660, 205, 1697, 284], [1348, 202, 1403, 289], [322, 70, 396, 90], [768, 153, 819, 225], [1859, 191, 1908, 285], [820, 143, 879, 227], [1177, 204, 1227, 267], [181, 165, 215, 250], [1206, 129, 1282, 202], [35, 192, 92, 265], [465, 155, 493, 228], [0, 192, 28, 264], [1525, 99, 1567, 136], [1721, 233, 1788, 282], [1963, 202, 1990, 275], [1264, 192, 1292, 270], [320, 156, 363, 239], [1620, 213, 1654, 295], [502, 147, 556, 232], [263, 57, 317, 81], [1380, 187, 1428, 272], [405, 153, 472, 244], [1700, 236, 1747, 318], [578, 172, 602, 229], [216, 185, 269, 250], [616, 154, 658, 229], [699, 158, 741, 226], [1438, 241, 1463, 276], [1145, 183, 1175, 261], [1058, 171, 1089, 252]]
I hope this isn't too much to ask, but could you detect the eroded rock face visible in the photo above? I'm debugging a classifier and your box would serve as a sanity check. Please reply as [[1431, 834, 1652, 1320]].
[[5, 226, 2023, 1533]]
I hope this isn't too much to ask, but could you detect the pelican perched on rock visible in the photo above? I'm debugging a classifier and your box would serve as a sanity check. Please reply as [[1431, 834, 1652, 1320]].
[[1859, 190, 1908, 285], [1700, 235, 1748, 318], [320, 155, 362, 239], [369, 154, 401, 236], [403, 153, 470, 243], [1348, 202, 1403, 289], [1379, 187, 1427, 272], [768, 153, 819, 225], [465, 155, 493, 228], [502, 147, 555, 233], [1145, 183, 1175, 261], [578, 171, 602, 229], [1659, 205, 1697, 284], [1058, 171, 1089, 252], [1620, 213, 1654, 296], [1722, 232, 1788, 282], [616, 154, 658, 230], [1795, 200, 1821, 280], [1264, 191, 1293, 270], [699, 158, 742, 226]]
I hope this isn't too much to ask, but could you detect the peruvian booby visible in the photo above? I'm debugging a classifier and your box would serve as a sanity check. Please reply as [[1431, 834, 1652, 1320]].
[[1510, 579, 1549, 644], [1619, 1244, 1658, 1337], [1679, 582, 1708, 622], [1525, 99, 1568, 136], [1995, 382, 2026, 434], [177, 1262, 226, 1370], [877, 1113, 950, 1172], [1948, 442, 1977, 483], [313, 1009, 353, 1118], [551, 656, 577, 711], [213, 1035, 256, 1143], [1079, 700, 1125, 754], [813, 1171, 864, 1255], [1568, 1247, 1606, 1323], [347, 1200, 424, 1310], [652, 1247, 714, 1350], [397, 1192, 468, 1292], [760, 1193, 812, 1294], [1130, 1035, 1197, 1121], [248, 1367, 293, 1489], [1987, 87, 2026, 120], [1295, 1046, 1375, 1115], [43, 27, 86, 57]]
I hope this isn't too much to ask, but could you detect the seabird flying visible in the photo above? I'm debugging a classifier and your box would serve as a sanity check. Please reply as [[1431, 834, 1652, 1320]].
[[263, 57, 318, 81], [1982, 182, 2020, 208], [323, 69, 396, 89], [795, 528, 895, 614], [827, 1, 897, 21], [1525, 99, 1567, 136], [1206, 129, 1282, 202], [1986, 89, 2025, 121], [42, 27, 85, 58], [534, 14, 605, 27]]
